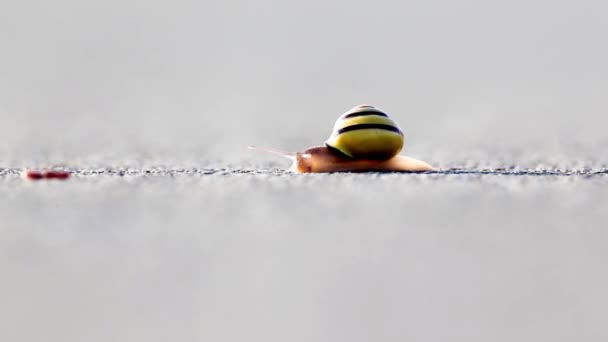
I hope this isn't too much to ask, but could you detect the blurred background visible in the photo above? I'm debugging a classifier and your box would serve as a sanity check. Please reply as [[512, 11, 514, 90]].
[[1, 0, 607, 166]]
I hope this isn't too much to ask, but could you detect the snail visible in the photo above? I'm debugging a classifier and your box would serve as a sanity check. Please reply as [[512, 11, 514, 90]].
[[249, 105, 433, 173]]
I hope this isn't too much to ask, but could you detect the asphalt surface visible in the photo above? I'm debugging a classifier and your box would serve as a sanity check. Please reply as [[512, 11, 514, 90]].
[[2, 159, 607, 342]]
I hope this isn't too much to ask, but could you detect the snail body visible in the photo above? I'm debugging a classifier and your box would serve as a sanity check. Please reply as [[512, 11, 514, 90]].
[[289, 146, 432, 173], [250, 105, 433, 173]]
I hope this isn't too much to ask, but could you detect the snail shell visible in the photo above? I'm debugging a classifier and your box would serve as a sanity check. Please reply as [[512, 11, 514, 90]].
[[325, 105, 404, 160]]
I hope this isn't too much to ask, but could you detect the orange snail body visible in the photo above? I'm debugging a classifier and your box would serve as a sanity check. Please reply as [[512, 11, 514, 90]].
[[250, 105, 433, 173], [289, 146, 432, 173]]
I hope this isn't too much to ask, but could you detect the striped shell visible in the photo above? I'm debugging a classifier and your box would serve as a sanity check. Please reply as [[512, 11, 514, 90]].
[[325, 105, 404, 160]]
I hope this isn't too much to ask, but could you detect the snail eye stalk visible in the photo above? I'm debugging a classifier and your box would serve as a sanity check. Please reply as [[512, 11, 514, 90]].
[[248, 145, 296, 160]]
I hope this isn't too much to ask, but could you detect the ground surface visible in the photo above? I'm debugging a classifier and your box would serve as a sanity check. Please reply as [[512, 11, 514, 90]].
[[1, 153, 607, 342]]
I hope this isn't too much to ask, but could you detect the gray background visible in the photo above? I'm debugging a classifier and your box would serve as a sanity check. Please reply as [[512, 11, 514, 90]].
[[1, 0, 607, 341], [1, 0, 607, 162]]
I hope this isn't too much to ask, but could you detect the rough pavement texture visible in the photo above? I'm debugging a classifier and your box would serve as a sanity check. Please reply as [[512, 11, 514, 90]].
[[1, 157, 607, 342]]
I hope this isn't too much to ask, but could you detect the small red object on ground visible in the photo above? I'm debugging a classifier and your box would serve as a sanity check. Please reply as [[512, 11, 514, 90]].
[[23, 169, 44, 180], [22, 169, 70, 181], [42, 170, 71, 180]]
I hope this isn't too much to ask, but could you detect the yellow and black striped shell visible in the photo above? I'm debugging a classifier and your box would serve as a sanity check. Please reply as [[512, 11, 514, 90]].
[[325, 105, 404, 160]]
